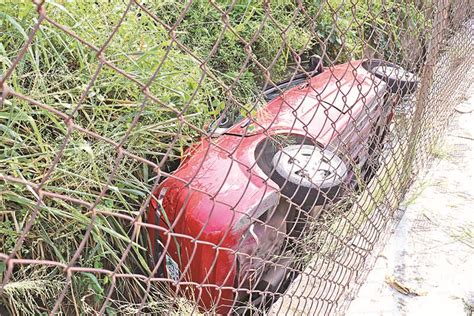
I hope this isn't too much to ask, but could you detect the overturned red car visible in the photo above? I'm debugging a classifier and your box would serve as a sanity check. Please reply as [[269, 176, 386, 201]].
[[147, 58, 417, 314]]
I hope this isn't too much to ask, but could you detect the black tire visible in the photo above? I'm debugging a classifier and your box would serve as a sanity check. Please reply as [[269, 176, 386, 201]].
[[362, 59, 419, 96], [255, 136, 348, 209]]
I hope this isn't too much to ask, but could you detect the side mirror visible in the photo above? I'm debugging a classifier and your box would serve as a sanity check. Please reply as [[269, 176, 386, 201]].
[[207, 111, 244, 137], [308, 54, 323, 74], [262, 55, 324, 102]]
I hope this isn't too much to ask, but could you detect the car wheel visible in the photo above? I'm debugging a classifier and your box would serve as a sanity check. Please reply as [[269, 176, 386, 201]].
[[257, 139, 348, 209], [363, 59, 419, 96]]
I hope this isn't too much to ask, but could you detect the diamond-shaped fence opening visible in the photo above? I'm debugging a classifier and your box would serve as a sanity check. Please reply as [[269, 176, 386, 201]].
[[0, 0, 472, 315]]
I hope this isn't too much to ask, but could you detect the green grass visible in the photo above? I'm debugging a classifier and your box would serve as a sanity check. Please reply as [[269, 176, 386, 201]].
[[0, 0, 429, 314]]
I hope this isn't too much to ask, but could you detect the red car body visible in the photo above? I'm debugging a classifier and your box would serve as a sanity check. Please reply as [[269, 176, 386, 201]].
[[147, 60, 391, 313]]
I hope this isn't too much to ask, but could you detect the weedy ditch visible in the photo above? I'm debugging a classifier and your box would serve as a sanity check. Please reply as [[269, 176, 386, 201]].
[[0, 0, 430, 314]]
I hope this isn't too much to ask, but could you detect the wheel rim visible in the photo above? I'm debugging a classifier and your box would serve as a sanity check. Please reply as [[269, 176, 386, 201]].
[[271, 145, 346, 188]]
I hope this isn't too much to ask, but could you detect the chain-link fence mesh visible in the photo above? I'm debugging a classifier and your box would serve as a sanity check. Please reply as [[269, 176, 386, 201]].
[[0, 0, 472, 315]]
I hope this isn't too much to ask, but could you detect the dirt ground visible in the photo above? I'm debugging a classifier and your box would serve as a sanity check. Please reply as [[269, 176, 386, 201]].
[[346, 81, 474, 315]]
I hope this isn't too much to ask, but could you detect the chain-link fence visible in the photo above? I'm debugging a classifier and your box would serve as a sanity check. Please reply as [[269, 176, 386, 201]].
[[0, 0, 472, 315]]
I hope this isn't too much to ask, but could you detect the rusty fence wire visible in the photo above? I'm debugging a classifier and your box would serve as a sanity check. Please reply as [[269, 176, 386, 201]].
[[0, 0, 472, 315]]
